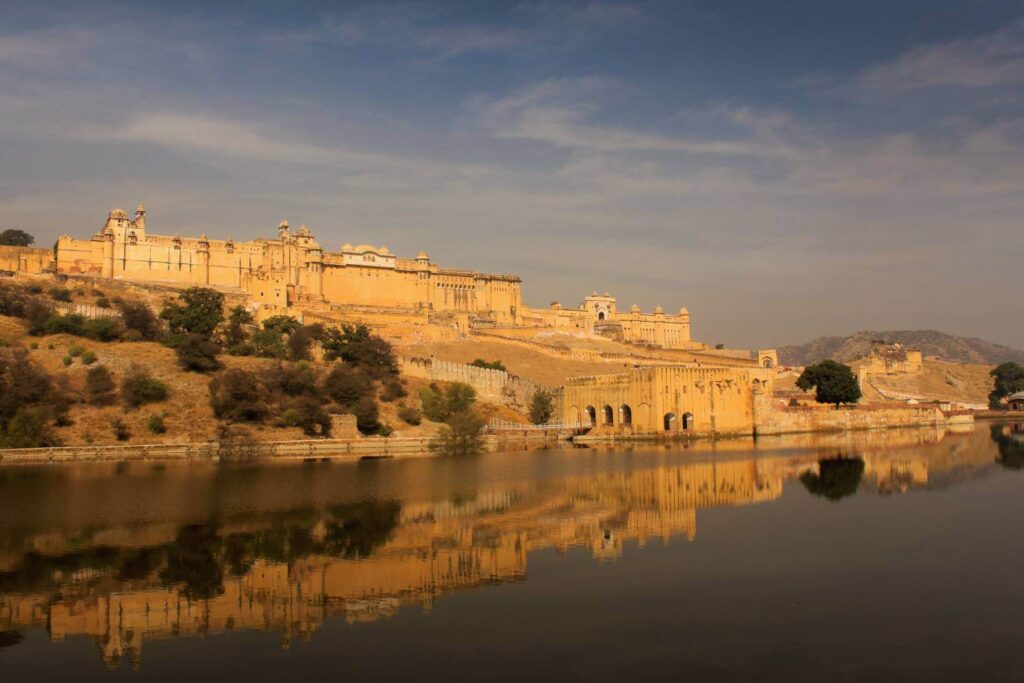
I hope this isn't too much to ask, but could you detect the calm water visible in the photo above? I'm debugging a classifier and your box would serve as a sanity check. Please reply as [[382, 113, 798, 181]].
[[2, 423, 1024, 682]]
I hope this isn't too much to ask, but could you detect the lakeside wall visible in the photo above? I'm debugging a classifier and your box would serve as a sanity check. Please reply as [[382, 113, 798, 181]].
[[755, 405, 956, 436]]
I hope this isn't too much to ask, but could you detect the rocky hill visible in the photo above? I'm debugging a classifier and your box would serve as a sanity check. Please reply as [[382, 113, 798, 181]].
[[778, 330, 1024, 367]]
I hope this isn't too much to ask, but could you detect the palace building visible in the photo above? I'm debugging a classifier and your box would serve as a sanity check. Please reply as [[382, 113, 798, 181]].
[[31, 205, 701, 349]]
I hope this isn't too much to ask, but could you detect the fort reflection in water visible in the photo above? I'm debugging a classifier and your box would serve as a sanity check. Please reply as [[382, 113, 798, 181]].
[[0, 424, 1016, 669]]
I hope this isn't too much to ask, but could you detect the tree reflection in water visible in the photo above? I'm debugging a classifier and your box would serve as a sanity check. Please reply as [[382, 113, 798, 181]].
[[799, 455, 865, 501], [991, 424, 1024, 470]]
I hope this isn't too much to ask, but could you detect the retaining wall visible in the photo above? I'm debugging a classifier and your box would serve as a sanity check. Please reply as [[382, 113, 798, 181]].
[[400, 356, 552, 410], [755, 405, 954, 436]]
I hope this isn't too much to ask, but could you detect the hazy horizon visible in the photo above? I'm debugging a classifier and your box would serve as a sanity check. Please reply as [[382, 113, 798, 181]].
[[3, 1, 1023, 350]]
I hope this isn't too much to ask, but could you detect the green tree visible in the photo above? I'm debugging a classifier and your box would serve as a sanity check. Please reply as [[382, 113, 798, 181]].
[[321, 324, 397, 378], [796, 360, 862, 406], [529, 389, 553, 425], [0, 229, 34, 246], [85, 365, 117, 405], [160, 288, 225, 338], [988, 362, 1024, 409], [175, 333, 222, 373], [223, 305, 254, 347]]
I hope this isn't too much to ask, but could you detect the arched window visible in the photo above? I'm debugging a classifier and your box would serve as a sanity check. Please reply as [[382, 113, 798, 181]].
[[763, 357, 774, 368], [598, 311, 606, 321], [682, 412, 695, 431], [602, 405, 614, 426], [663, 412, 676, 431], [620, 404, 632, 426], [586, 406, 596, 425]]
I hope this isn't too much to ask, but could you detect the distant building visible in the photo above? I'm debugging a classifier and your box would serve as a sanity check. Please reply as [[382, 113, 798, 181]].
[[1007, 392, 1024, 411]]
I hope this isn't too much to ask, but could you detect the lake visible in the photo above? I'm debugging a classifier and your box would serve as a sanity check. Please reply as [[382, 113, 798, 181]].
[[2, 422, 1024, 681]]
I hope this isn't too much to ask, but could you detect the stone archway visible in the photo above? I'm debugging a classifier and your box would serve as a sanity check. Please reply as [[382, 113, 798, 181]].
[[602, 405, 614, 426], [620, 404, 632, 426], [585, 406, 596, 426], [664, 412, 677, 432], [682, 412, 694, 431]]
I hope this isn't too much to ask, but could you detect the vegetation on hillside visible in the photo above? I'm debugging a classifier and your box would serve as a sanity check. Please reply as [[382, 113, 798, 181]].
[[529, 389, 553, 425], [421, 381, 485, 455], [0, 229, 34, 247]]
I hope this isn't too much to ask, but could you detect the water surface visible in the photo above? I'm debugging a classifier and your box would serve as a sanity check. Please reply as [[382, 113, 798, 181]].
[[2, 423, 1023, 681]]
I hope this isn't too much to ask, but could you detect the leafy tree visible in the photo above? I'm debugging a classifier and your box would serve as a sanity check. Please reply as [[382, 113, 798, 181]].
[[351, 395, 381, 434], [420, 382, 476, 422], [799, 456, 865, 501], [0, 350, 65, 447], [175, 333, 222, 373], [397, 404, 422, 425], [529, 389, 554, 425], [430, 409, 485, 457], [208, 369, 267, 422], [380, 379, 407, 402], [988, 362, 1024, 409], [323, 364, 373, 406], [263, 362, 319, 397], [115, 299, 161, 340], [287, 324, 319, 361], [796, 360, 862, 406], [160, 288, 225, 337], [0, 229, 34, 246], [280, 396, 332, 437], [222, 305, 254, 347], [321, 324, 397, 378], [261, 315, 300, 335]]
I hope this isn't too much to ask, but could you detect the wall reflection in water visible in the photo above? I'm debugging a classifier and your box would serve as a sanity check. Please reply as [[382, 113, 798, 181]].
[[0, 422, 1015, 669]]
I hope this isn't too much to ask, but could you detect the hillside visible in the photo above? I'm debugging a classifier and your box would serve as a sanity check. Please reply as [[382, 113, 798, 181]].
[[778, 330, 1024, 367]]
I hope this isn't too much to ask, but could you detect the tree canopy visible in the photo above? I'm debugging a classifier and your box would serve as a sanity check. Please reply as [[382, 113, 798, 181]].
[[796, 360, 862, 406], [529, 389, 553, 425], [0, 229, 34, 247], [799, 456, 865, 501], [160, 287, 225, 337], [989, 362, 1024, 409]]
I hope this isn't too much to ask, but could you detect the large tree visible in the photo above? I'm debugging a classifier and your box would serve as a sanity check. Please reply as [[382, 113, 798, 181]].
[[796, 360, 862, 406], [160, 287, 225, 338], [0, 229, 34, 247], [989, 362, 1024, 409]]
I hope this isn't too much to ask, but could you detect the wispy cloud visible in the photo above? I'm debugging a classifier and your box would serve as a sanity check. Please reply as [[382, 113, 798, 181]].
[[858, 20, 1024, 90]]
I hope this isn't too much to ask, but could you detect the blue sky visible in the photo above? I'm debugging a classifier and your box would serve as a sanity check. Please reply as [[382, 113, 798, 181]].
[[2, 1, 1023, 349]]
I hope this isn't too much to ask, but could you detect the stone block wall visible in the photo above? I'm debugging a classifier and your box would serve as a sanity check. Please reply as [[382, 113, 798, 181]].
[[756, 405, 952, 436], [399, 356, 551, 410]]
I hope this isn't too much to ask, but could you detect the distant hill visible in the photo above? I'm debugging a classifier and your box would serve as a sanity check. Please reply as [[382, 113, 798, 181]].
[[777, 330, 1024, 367]]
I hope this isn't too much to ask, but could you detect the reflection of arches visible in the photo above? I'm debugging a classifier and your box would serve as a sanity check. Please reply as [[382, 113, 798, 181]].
[[664, 412, 676, 431], [585, 406, 596, 425], [620, 404, 632, 426], [602, 405, 614, 426], [598, 311, 606, 321], [682, 412, 694, 431], [762, 357, 774, 368]]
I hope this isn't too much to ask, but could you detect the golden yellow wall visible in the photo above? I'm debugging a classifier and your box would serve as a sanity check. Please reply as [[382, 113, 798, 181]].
[[0, 246, 52, 273]]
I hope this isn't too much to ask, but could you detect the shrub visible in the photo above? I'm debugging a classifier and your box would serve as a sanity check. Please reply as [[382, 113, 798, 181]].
[[380, 379, 407, 403], [48, 287, 72, 302], [112, 418, 131, 441], [397, 405, 422, 426], [287, 325, 317, 361], [115, 300, 161, 339], [352, 395, 381, 434], [82, 317, 122, 341], [251, 328, 287, 358], [175, 333, 222, 373], [62, 355, 73, 367], [148, 414, 167, 434], [24, 299, 52, 335], [264, 362, 319, 397], [80, 350, 97, 365], [227, 342, 254, 356], [378, 423, 393, 437], [96, 297, 110, 308], [121, 329, 143, 342], [44, 313, 85, 336], [281, 396, 331, 437], [68, 343, 86, 357], [208, 369, 266, 422], [121, 366, 169, 409], [323, 364, 374, 408], [470, 358, 507, 372], [30, 342, 38, 349], [2, 407, 59, 448], [91, 289, 105, 297], [161, 333, 185, 348], [85, 365, 117, 405], [0, 350, 65, 432]]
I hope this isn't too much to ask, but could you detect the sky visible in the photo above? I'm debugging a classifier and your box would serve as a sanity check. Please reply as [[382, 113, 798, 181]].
[[2, 0, 1023, 350]]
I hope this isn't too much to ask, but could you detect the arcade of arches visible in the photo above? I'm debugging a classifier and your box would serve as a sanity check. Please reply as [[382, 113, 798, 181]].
[[564, 366, 775, 436]]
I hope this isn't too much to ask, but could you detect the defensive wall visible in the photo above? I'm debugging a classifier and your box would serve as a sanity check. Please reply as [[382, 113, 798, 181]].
[[399, 356, 554, 410], [754, 404, 956, 436]]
